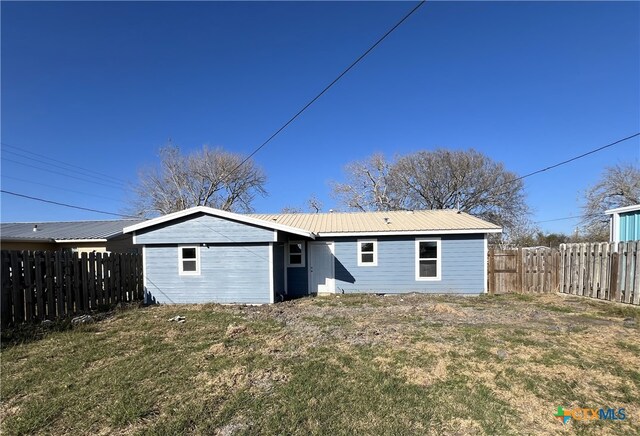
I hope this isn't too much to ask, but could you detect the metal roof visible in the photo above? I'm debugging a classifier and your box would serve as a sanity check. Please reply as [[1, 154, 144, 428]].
[[605, 204, 640, 215], [1, 220, 144, 242], [249, 210, 501, 235]]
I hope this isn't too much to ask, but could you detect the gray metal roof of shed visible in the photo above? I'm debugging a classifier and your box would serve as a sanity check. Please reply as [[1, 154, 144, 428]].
[[1, 220, 144, 242]]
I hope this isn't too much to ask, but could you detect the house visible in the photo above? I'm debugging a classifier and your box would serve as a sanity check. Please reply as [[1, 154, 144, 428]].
[[605, 204, 640, 243], [0, 220, 144, 253], [123, 206, 501, 304]]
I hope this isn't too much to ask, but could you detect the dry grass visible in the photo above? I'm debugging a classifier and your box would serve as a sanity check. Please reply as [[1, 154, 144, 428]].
[[1, 293, 639, 435]]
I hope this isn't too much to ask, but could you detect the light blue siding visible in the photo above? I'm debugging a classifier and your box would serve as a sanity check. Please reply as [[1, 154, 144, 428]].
[[330, 234, 485, 294], [620, 211, 640, 242], [145, 243, 271, 304], [136, 213, 275, 245]]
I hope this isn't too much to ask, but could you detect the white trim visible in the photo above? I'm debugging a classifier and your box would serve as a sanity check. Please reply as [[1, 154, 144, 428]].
[[605, 204, 640, 215], [132, 232, 137, 244], [142, 245, 147, 294], [273, 230, 278, 242], [357, 239, 378, 266], [308, 241, 336, 294], [178, 245, 200, 275], [415, 237, 441, 281], [269, 242, 274, 304], [483, 234, 488, 293], [611, 213, 620, 244], [53, 238, 108, 243], [317, 228, 502, 237], [286, 240, 306, 268], [122, 206, 315, 239]]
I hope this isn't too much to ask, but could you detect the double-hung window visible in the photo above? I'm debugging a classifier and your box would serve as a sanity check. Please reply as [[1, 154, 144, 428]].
[[415, 238, 440, 280], [179, 246, 200, 275], [287, 241, 305, 267], [357, 239, 377, 266]]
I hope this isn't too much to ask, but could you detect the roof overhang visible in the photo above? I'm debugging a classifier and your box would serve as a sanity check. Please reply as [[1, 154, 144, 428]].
[[1, 237, 56, 243], [316, 228, 503, 237], [123, 206, 316, 239], [605, 204, 640, 215], [54, 239, 108, 243]]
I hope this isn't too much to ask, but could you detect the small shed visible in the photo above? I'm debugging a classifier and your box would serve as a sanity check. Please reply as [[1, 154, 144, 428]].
[[605, 204, 640, 243]]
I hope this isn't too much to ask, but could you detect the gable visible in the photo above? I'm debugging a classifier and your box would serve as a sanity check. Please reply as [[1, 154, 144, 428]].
[[134, 213, 278, 244]]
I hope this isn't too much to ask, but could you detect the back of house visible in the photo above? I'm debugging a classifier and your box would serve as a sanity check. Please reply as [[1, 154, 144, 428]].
[[123, 207, 501, 304]]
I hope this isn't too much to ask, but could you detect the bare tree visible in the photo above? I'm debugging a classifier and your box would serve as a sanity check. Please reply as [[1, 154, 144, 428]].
[[330, 153, 402, 212], [281, 194, 324, 214], [581, 163, 640, 239], [307, 195, 323, 213], [130, 145, 267, 217], [392, 149, 528, 231], [331, 149, 529, 238]]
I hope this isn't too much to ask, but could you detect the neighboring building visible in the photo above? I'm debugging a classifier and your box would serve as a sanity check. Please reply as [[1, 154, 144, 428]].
[[124, 206, 501, 304], [605, 204, 640, 243], [0, 220, 144, 253]]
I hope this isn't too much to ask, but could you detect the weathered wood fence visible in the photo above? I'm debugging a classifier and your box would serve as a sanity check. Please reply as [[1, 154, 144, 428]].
[[1, 250, 143, 326], [488, 241, 639, 305]]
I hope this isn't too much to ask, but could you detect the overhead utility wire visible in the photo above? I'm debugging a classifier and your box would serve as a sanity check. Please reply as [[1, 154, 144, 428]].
[[505, 132, 640, 187], [1, 142, 130, 184], [1, 157, 128, 190], [1, 149, 128, 188], [472, 132, 640, 203], [2, 175, 123, 202], [533, 213, 602, 224], [0, 190, 137, 218], [220, 0, 426, 183], [2, 133, 637, 220]]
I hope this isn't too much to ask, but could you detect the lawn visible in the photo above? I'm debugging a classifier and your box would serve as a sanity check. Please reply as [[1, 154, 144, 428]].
[[1, 293, 639, 435]]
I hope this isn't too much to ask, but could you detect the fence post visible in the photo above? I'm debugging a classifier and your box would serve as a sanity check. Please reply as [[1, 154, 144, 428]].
[[610, 250, 619, 302], [11, 251, 25, 324], [633, 241, 640, 305], [89, 252, 96, 309], [23, 251, 34, 322], [34, 252, 45, 321], [1, 251, 13, 326], [624, 242, 633, 303]]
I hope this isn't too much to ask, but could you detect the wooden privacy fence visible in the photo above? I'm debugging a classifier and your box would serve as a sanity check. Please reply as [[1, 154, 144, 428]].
[[1, 250, 143, 326], [487, 247, 561, 294], [488, 241, 639, 305], [558, 241, 639, 305]]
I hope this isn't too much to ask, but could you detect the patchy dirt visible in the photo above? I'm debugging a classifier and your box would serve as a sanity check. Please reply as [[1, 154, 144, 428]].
[[2, 293, 638, 435]]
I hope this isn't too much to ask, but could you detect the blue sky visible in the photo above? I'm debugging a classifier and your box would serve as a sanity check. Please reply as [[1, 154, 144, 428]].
[[1, 1, 639, 234]]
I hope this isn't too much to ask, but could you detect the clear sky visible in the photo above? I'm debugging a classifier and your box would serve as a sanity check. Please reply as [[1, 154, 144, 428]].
[[1, 1, 639, 234]]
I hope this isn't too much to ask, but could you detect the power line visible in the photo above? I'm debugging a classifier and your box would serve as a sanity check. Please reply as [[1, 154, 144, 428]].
[[1, 142, 130, 184], [2, 175, 123, 202], [507, 132, 640, 186], [221, 0, 426, 183], [1, 157, 128, 190], [470, 132, 640, 204], [533, 213, 602, 224], [0, 189, 137, 218]]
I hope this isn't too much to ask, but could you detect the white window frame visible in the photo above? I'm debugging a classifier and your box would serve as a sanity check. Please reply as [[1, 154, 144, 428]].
[[415, 238, 441, 281], [178, 245, 200, 276], [286, 241, 305, 268], [357, 239, 378, 266]]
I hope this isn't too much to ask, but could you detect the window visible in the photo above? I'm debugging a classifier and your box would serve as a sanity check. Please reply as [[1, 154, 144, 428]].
[[287, 241, 305, 267], [179, 246, 200, 275], [357, 239, 377, 266], [415, 238, 440, 280]]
